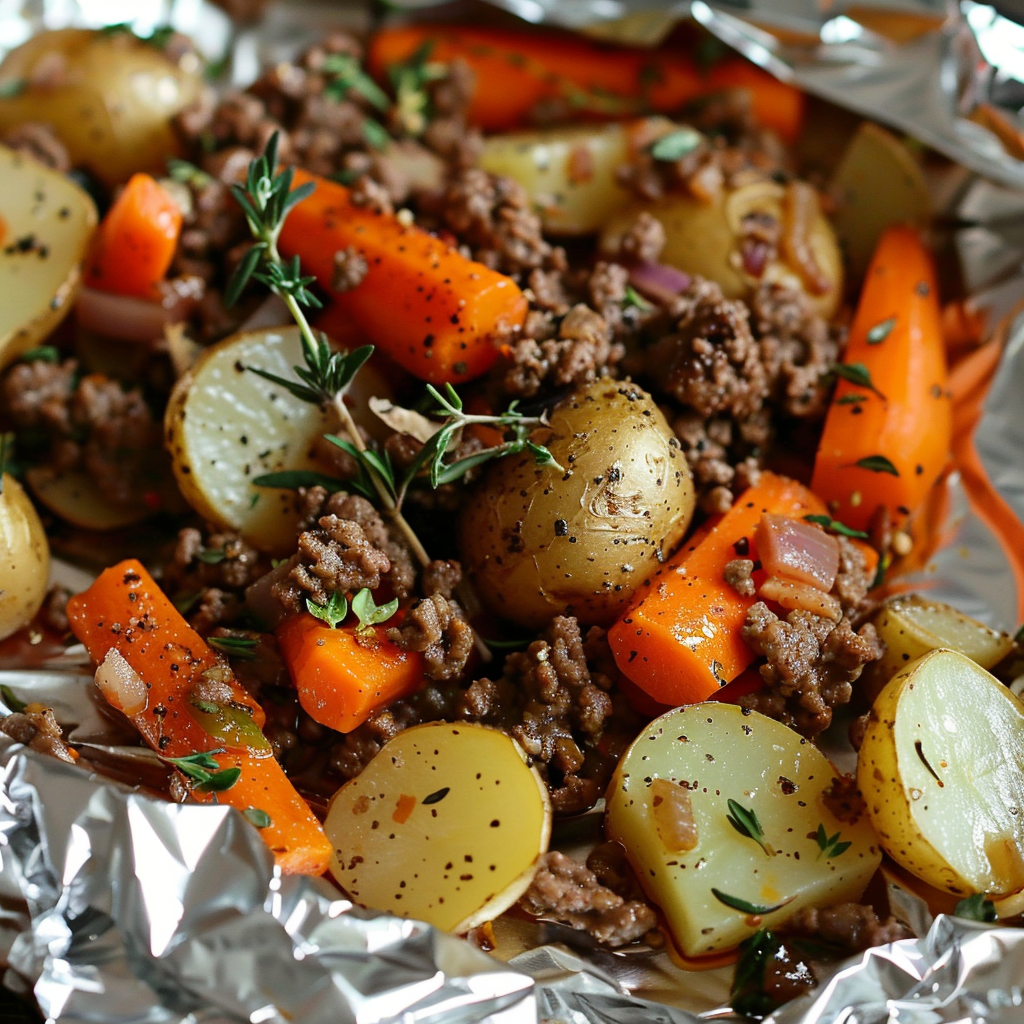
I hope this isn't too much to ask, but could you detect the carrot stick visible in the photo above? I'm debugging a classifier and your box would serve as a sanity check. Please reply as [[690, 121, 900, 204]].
[[66, 560, 332, 877], [83, 173, 182, 300], [367, 24, 804, 142], [607, 472, 827, 706], [277, 168, 527, 385], [811, 225, 952, 532], [276, 613, 425, 733]]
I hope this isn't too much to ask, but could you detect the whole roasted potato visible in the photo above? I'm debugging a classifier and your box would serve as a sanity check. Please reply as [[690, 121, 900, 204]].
[[459, 379, 695, 629], [600, 178, 843, 319], [0, 472, 49, 642], [0, 29, 202, 187]]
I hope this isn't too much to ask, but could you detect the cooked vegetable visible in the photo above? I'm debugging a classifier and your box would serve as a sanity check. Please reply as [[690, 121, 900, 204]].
[[608, 472, 827, 706], [755, 513, 839, 590], [811, 225, 952, 531], [478, 119, 673, 235], [862, 595, 1015, 702], [164, 326, 336, 554], [25, 466, 153, 530], [326, 722, 551, 932], [0, 473, 49, 642], [276, 169, 528, 385], [66, 560, 332, 877], [367, 24, 804, 141], [0, 144, 97, 370], [0, 28, 202, 187], [606, 703, 881, 957], [858, 648, 1024, 897], [83, 173, 182, 299], [459, 378, 695, 629], [276, 613, 425, 733], [830, 122, 931, 280], [600, 179, 843, 319]]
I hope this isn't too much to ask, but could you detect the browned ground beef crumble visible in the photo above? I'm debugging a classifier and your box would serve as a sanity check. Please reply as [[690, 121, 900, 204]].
[[0, 28, 899, 963]]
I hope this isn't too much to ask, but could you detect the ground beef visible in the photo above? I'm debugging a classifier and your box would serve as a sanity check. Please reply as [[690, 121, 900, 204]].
[[612, 211, 666, 265], [498, 303, 623, 398], [0, 705, 75, 763], [724, 558, 757, 597], [782, 903, 914, 951], [833, 535, 877, 622], [421, 559, 462, 599], [168, 527, 266, 590], [518, 851, 657, 947], [40, 585, 71, 635], [387, 593, 474, 681], [1, 122, 71, 172], [740, 602, 883, 738]]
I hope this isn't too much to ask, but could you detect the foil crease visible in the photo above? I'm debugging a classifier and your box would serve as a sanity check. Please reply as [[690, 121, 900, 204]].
[[4, 0, 1024, 1021]]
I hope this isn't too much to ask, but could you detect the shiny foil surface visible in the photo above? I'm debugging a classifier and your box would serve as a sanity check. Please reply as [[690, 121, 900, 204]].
[[4, 0, 1024, 1021]]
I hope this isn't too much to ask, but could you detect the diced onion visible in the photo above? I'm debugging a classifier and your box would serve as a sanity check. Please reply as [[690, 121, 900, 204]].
[[76, 280, 201, 342], [94, 648, 148, 717], [760, 576, 842, 622], [650, 777, 699, 852], [628, 261, 691, 304], [755, 513, 840, 591]]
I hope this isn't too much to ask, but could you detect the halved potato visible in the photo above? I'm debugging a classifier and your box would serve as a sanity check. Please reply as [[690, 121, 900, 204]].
[[0, 145, 97, 370], [0, 473, 49, 641], [164, 326, 335, 553], [325, 722, 551, 933], [479, 119, 673, 235], [858, 648, 1024, 897], [862, 594, 1015, 702], [606, 703, 881, 957]]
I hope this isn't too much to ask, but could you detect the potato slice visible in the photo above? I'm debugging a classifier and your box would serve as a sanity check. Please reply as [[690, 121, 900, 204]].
[[0, 145, 97, 370], [326, 722, 551, 933], [0, 473, 49, 641], [479, 119, 672, 235], [164, 326, 335, 553], [858, 648, 1024, 897], [606, 703, 881, 957], [830, 123, 930, 279], [862, 595, 1015, 702]]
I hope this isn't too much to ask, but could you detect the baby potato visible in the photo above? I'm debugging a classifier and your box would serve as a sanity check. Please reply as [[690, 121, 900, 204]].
[[0, 29, 202, 187], [858, 648, 1024, 897], [0, 473, 49, 642], [600, 178, 843, 319], [459, 378, 694, 629]]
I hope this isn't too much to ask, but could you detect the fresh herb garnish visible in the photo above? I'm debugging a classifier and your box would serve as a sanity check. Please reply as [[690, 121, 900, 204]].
[[351, 588, 398, 635], [954, 892, 997, 922], [803, 514, 870, 540], [836, 393, 867, 406], [196, 547, 227, 565], [208, 636, 259, 660], [731, 929, 784, 1018], [100, 22, 176, 50], [167, 158, 214, 189], [854, 455, 900, 476], [725, 799, 774, 856], [252, 469, 349, 492], [649, 127, 703, 162], [161, 749, 241, 793], [306, 591, 349, 629], [243, 807, 272, 829], [711, 888, 794, 916], [815, 823, 852, 859], [832, 362, 886, 399], [867, 316, 897, 344], [622, 284, 652, 311], [19, 346, 60, 364], [388, 41, 448, 136], [323, 53, 390, 111], [870, 550, 891, 589], [0, 79, 26, 99], [362, 118, 391, 151], [1, 684, 28, 713]]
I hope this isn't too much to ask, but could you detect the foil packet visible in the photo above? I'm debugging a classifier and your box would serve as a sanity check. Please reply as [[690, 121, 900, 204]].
[[4, 0, 1024, 1022]]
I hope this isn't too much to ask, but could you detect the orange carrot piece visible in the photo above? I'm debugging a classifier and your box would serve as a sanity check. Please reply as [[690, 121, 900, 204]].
[[607, 472, 827, 706], [367, 24, 804, 142], [277, 169, 527, 384], [66, 561, 331, 877], [811, 225, 952, 532], [276, 613, 425, 733], [83, 173, 182, 300]]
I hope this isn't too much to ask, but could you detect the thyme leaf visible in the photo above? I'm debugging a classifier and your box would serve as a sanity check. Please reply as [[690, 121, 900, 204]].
[[649, 127, 703, 162], [160, 749, 241, 793], [854, 455, 900, 476], [954, 892, 997, 922], [208, 636, 259, 660], [803, 514, 870, 540], [815, 822, 852, 859], [832, 362, 886, 399], [711, 888, 795, 916], [306, 591, 349, 629], [243, 807, 272, 829], [867, 316, 897, 345], [351, 588, 399, 635], [726, 799, 774, 856]]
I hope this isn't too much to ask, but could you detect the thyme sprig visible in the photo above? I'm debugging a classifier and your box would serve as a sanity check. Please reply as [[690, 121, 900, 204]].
[[160, 749, 241, 793], [815, 823, 852, 859], [726, 799, 774, 856]]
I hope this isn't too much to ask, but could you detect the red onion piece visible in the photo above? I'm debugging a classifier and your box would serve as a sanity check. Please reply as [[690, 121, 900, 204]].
[[628, 261, 691, 304], [76, 278, 202, 342], [95, 648, 148, 716], [759, 576, 842, 622], [755, 513, 840, 591]]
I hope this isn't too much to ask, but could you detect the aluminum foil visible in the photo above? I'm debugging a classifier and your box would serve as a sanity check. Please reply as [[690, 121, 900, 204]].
[[5, 0, 1024, 1021]]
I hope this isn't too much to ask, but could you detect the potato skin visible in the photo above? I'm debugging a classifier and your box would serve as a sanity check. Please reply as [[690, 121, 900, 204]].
[[459, 379, 694, 628], [0, 29, 202, 187], [0, 474, 49, 642]]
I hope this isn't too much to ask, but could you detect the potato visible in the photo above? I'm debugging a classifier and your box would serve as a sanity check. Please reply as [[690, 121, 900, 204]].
[[164, 326, 335, 554], [326, 722, 551, 933], [600, 179, 843, 319], [25, 466, 153, 531], [606, 703, 882, 957], [0, 473, 49, 641], [479, 119, 673, 235], [0, 144, 97, 370], [862, 594, 1015, 702], [459, 378, 695, 629], [858, 648, 1024, 897], [0, 29, 202, 187]]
